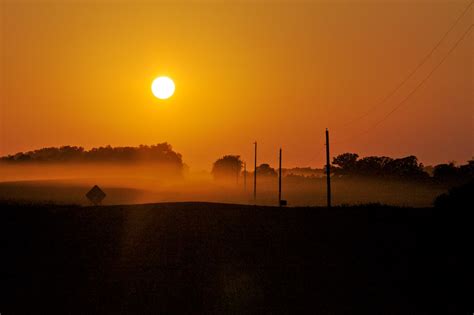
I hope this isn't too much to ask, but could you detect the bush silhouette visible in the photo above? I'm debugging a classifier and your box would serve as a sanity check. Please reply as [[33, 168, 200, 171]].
[[434, 180, 473, 208]]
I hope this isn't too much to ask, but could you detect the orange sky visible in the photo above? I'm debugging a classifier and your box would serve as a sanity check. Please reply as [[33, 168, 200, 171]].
[[1, 0, 472, 170]]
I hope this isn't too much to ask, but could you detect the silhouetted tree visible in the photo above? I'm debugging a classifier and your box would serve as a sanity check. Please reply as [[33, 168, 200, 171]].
[[256, 163, 277, 177], [433, 163, 458, 182], [433, 160, 474, 185], [357, 156, 393, 176], [332, 153, 359, 174], [385, 156, 428, 179], [212, 155, 243, 181], [459, 159, 474, 178]]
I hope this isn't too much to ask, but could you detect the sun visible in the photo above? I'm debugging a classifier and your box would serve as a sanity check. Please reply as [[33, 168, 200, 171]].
[[151, 76, 175, 100]]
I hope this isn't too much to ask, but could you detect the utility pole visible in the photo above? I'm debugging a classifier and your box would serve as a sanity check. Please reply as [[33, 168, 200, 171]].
[[254, 141, 257, 202], [279, 148, 282, 206], [325, 128, 332, 208]]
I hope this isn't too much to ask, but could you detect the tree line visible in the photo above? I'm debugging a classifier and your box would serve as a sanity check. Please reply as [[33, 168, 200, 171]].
[[3, 146, 472, 185], [0, 143, 184, 167], [211, 153, 473, 185], [332, 153, 473, 184]]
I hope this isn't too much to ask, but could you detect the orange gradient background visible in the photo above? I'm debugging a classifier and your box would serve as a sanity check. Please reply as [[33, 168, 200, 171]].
[[1, 1, 472, 170]]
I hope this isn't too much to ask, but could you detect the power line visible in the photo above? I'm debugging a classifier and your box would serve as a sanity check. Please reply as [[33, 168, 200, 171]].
[[334, 24, 473, 146], [342, 0, 473, 128], [302, 144, 326, 166], [370, 24, 473, 130], [301, 2, 473, 165]]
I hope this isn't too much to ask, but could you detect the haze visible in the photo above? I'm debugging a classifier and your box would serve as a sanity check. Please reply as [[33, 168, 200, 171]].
[[1, 0, 472, 171]]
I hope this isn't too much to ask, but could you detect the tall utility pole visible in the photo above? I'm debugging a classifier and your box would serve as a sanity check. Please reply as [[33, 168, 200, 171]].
[[254, 141, 257, 202], [325, 129, 332, 208], [279, 148, 282, 206], [243, 162, 247, 192]]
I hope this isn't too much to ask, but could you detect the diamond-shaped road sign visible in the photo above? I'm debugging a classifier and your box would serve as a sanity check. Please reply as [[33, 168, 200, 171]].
[[86, 185, 106, 205]]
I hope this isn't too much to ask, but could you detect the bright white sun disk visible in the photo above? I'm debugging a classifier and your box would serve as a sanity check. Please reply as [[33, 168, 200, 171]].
[[151, 76, 175, 99]]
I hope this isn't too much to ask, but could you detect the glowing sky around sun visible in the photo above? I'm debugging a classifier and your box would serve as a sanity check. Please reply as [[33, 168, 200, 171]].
[[1, 1, 472, 169]]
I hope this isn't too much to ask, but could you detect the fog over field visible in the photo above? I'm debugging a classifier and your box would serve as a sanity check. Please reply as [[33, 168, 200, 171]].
[[0, 162, 446, 207]]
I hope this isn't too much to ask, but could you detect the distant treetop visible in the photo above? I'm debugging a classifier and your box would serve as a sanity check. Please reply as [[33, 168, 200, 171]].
[[212, 155, 243, 181]]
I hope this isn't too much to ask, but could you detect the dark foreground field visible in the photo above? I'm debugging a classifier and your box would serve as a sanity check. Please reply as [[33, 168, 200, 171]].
[[1, 202, 471, 314]]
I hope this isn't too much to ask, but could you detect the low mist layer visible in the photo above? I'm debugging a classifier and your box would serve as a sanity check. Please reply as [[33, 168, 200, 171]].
[[0, 164, 445, 207], [1, 145, 471, 207]]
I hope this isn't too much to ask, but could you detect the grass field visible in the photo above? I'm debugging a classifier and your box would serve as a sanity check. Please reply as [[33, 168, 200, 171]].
[[1, 202, 471, 314]]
